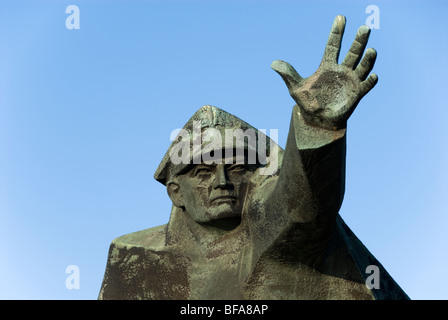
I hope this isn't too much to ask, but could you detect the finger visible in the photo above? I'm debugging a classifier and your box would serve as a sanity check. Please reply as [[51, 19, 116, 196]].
[[271, 60, 303, 91], [360, 73, 378, 97], [341, 25, 371, 69], [355, 48, 377, 80], [322, 15, 346, 64]]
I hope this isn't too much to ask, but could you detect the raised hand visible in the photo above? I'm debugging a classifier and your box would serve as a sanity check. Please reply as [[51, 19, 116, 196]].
[[272, 15, 378, 130]]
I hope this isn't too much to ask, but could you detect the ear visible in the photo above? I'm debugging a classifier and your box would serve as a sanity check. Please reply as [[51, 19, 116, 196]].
[[167, 180, 184, 208]]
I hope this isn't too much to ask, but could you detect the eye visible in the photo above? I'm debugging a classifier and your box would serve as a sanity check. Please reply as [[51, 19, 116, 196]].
[[193, 166, 213, 176], [228, 164, 245, 173]]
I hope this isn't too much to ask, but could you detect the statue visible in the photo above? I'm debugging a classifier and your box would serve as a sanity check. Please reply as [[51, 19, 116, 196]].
[[98, 16, 409, 300]]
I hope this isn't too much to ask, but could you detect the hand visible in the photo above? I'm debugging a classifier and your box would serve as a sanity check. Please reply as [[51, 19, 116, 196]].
[[272, 15, 378, 130]]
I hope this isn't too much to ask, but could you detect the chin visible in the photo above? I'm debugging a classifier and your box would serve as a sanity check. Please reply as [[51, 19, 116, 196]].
[[208, 202, 240, 219], [201, 204, 242, 230]]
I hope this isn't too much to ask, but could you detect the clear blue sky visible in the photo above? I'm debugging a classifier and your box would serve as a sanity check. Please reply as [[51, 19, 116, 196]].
[[0, 0, 447, 300]]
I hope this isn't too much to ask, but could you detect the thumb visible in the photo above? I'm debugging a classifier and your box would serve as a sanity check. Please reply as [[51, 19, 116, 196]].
[[271, 60, 303, 92]]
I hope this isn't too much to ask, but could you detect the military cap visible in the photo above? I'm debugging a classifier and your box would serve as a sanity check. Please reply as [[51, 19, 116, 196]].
[[154, 105, 281, 186]]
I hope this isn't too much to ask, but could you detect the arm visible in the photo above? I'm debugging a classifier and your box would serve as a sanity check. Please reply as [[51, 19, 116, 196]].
[[269, 15, 377, 228]]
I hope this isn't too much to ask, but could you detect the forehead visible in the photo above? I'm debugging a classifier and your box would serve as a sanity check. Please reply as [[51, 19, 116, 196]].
[[195, 148, 259, 164], [178, 156, 258, 176], [203, 153, 245, 165], [171, 147, 265, 181]]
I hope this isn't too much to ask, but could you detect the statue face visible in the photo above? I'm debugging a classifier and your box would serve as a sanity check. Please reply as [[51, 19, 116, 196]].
[[170, 158, 255, 228]]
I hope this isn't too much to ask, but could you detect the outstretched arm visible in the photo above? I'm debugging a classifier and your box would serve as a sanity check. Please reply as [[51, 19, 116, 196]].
[[268, 15, 377, 230]]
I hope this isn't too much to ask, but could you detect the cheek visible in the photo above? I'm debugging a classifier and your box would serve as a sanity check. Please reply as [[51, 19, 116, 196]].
[[229, 174, 249, 190], [195, 186, 211, 204], [196, 175, 214, 188], [191, 179, 213, 204], [230, 175, 253, 198], [235, 182, 248, 199]]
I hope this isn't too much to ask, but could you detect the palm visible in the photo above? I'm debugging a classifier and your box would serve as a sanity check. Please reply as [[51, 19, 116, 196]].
[[272, 15, 378, 130]]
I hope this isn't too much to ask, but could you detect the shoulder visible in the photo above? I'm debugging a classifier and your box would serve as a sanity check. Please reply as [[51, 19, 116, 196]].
[[111, 224, 167, 251], [100, 224, 191, 299]]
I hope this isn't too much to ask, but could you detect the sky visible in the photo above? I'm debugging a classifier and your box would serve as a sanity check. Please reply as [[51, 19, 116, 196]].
[[0, 0, 447, 300]]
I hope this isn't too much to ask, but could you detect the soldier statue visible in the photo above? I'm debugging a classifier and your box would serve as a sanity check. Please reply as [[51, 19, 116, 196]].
[[99, 16, 409, 300]]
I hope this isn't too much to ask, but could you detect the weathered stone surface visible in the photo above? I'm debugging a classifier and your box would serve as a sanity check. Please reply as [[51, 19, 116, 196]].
[[99, 15, 409, 300]]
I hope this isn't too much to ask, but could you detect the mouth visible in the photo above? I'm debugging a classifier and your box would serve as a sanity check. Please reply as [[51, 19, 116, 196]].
[[210, 195, 236, 204]]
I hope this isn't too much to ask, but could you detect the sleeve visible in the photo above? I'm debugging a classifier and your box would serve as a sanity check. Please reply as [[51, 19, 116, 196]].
[[265, 104, 347, 242]]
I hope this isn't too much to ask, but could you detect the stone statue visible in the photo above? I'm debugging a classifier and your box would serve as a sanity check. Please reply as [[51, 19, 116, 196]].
[[99, 16, 409, 300]]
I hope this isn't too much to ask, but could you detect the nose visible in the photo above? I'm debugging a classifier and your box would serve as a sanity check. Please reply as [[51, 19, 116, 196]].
[[213, 164, 232, 189]]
